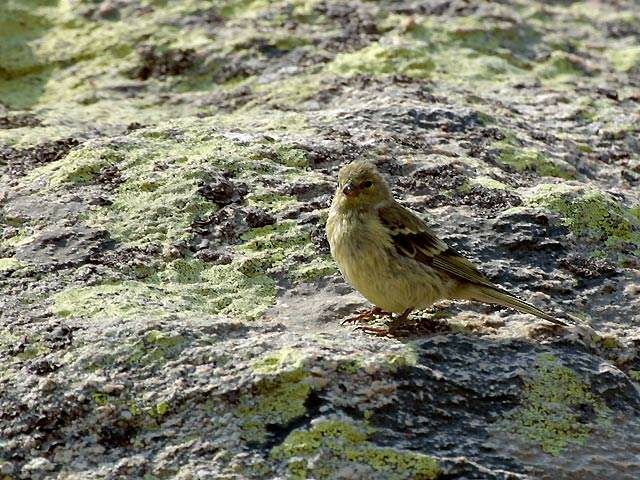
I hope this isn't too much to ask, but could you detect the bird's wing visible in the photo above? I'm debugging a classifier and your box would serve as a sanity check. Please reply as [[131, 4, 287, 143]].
[[378, 202, 494, 288]]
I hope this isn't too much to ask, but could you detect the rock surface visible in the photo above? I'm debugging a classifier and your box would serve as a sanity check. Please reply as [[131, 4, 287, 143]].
[[1, 0, 640, 478]]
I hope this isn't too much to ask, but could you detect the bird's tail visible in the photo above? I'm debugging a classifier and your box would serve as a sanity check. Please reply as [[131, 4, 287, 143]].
[[467, 285, 567, 327]]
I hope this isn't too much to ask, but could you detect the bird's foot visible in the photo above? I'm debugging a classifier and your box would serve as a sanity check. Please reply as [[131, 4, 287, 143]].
[[353, 325, 394, 337], [354, 310, 413, 337], [341, 306, 392, 325]]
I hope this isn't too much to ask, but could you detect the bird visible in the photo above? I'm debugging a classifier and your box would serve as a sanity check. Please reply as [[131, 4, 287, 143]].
[[325, 160, 568, 334]]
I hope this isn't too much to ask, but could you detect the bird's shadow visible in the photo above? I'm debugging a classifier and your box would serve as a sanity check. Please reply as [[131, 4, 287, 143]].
[[346, 301, 568, 341]]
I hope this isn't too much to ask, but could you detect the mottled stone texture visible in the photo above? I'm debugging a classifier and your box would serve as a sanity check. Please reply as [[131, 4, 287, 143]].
[[1, 0, 639, 479]]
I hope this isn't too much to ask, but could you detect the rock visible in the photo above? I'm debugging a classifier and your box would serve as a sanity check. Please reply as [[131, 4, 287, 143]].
[[1, 0, 639, 478]]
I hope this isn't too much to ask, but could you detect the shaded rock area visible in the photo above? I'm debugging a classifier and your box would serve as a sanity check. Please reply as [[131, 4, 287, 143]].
[[1, 0, 640, 479]]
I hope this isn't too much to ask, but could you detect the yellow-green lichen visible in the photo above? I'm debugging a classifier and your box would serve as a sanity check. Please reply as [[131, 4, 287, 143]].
[[468, 176, 512, 191], [609, 45, 640, 72], [236, 349, 314, 442], [127, 330, 187, 366], [0, 326, 47, 362], [29, 146, 122, 185], [328, 42, 435, 78], [294, 256, 337, 281], [591, 334, 620, 350], [238, 221, 336, 280], [250, 73, 324, 110], [52, 260, 277, 321], [502, 353, 611, 455], [526, 185, 640, 255], [493, 141, 573, 179], [252, 347, 306, 374], [273, 144, 308, 168], [444, 17, 540, 63], [17, 340, 50, 361], [0, 257, 24, 272], [92, 389, 171, 427], [271, 419, 439, 479], [536, 51, 590, 81], [38, 130, 337, 322]]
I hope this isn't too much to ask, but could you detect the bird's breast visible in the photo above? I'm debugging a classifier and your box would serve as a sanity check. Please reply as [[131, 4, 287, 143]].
[[326, 208, 449, 312], [326, 209, 393, 284]]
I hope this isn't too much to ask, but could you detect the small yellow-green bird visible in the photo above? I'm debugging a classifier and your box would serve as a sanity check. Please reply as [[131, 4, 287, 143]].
[[326, 160, 567, 332]]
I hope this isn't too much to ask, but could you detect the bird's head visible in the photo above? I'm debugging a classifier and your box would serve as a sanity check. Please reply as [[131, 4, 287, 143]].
[[334, 161, 392, 209]]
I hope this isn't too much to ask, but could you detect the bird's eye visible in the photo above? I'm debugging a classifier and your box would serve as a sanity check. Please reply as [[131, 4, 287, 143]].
[[362, 181, 373, 188]]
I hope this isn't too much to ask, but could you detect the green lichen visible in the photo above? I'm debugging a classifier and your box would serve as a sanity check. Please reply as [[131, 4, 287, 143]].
[[445, 17, 540, 63], [536, 51, 590, 81], [328, 42, 435, 78], [294, 256, 337, 281], [0, 257, 24, 272], [591, 334, 620, 350], [526, 185, 640, 256], [52, 259, 277, 321], [218, 0, 270, 19], [32, 146, 122, 185], [273, 144, 308, 168], [629, 370, 640, 383], [238, 221, 336, 280], [468, 176, 512, 191], [0, 326, 47, 362], [250, 73, 324, 110], [35, 130, 335, 322], [610, 45, 640, 72], [493, 141, 573, 178], [127, 330, 187, 366], [0, 0, 226, 145], [271, 419, 439, 479], [336, 358, 362, 375], [383, 349, 418, 371], [503, 353, 611, 455], [252, 347, 306, 374], [92, 389, 171, 426], [236, 349, 314, 442], [18, 340, 49, 361]]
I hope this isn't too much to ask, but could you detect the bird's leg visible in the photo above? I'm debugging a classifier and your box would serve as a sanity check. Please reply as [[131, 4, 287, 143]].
[[385, 308, 413, 333], [355, 308, 413, 336], [397, 308, 413, 322], [341, 306, 392, 325]]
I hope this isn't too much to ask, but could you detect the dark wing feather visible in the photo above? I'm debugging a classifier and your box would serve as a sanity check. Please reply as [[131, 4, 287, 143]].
[[378, 202, 494, 288]]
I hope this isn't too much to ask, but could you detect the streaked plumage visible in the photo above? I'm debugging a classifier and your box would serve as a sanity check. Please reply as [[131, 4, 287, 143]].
[[326, 160, 566, 328]]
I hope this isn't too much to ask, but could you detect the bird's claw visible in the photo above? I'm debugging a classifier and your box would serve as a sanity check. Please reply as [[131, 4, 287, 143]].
[[354, 317, 409, 337], [340, 307, 390, 325], [353, 325, 394, 337]]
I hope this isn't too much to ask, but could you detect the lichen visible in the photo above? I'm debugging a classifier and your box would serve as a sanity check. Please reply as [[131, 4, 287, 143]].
[[327, 41, 435, 78], [127, 330, 187, 366], [52, 260, 277, 321], [526, 185, 640, 256], [492, 140, 574, 179], [236, 348, 314, 442], [252, 347, 306, 374], [591, 334, 620, 350], [92, 389, 171, 427], [536, 51, 590, 81], [610, 45, 640, 72], [27, 145, 122, 185], [271, 419, 439, 479], [467, 176, 512, 191], [502, 353, 611, 455], [238, 221, 336, 280], [31, 129, 336, 322], [0, 258, 24, 272], [17, 340, 49, 361]]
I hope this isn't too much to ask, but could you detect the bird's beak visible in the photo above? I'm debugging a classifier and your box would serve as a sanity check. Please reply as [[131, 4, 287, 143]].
[[342, 182, 358, 197]]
